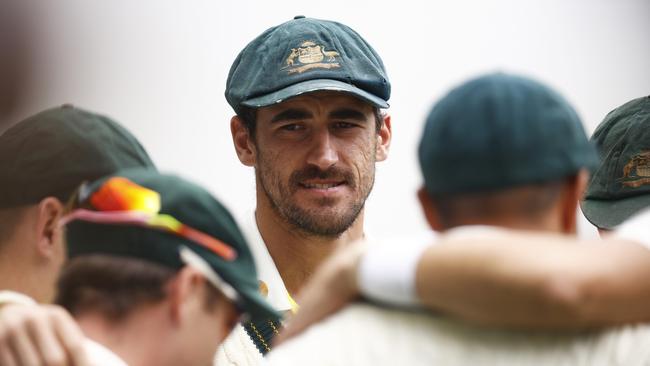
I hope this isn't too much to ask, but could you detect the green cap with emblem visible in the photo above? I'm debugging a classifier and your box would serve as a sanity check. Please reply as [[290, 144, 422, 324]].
[[418, 73, 598, 195], [62, 168, 280, 322], [225, 15, 390, 114], [581, 96, 650, 229], [0, 105, 155, 208]]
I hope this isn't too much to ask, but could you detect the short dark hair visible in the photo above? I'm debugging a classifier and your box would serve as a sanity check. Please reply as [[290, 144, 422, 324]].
[[430, 178, 570, 229], [238, 105, 384, 139], [56, 255, 223, 321]]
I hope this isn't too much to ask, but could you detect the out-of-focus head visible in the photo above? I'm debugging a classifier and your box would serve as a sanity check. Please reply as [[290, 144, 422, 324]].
[[417, 73, 598, 231], [0, 105, 155, 302], [59, 168, 279, 324], [0, 1, 35, 125], [0, 105, 155, 209], [58, 169, 279, 365], [581, 96, 650, 230]]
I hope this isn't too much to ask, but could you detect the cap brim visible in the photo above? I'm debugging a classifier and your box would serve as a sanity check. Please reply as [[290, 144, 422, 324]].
[[237, 285, 282, 322], [241, 79, 389, 109], [180, 246, 280, 322], [580, 194, 650, 230]]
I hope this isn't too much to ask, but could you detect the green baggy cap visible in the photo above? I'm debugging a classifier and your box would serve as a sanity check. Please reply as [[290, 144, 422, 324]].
[[418, 73, 598, 196], [64, 168, 279, 323], [581, 96, 650, 229], [225, 16, 390, 114], [0, 105, 155, 208]]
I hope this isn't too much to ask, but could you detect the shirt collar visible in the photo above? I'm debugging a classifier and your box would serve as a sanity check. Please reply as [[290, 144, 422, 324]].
[[240, 211, 293, 312], [84, 339, 129, 366]]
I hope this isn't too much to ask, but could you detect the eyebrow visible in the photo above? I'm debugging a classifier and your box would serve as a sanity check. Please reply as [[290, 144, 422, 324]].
[[269, 107, 368, 123], [328, 108, 367, 121], [270, 109, 313, 123]]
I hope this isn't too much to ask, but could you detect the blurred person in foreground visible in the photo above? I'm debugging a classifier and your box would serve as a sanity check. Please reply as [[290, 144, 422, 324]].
[[268, 75, 650, 365], [0, 106, 155, 366], [56, 168, 279, 366], [0, 1, 35, 128]]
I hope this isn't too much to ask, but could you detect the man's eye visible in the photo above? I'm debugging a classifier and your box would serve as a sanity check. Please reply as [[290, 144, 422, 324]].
[[279, 124, 302, 131], [333, 121, 356, 129]]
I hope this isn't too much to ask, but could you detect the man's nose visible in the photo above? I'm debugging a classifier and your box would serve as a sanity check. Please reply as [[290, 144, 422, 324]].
[[305, 130, 338, 170]]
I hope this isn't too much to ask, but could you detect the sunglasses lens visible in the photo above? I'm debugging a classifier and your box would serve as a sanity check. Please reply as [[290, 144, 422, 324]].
[[90, 177, 161, 214]]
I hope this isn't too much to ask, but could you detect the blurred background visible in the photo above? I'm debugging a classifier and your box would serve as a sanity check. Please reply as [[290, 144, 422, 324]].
[[3, 0, 649, 238]]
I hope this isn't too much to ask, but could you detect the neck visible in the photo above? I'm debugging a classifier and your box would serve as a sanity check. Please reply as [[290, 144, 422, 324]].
[[0, 242, 53, 303], [443, 212, 568, 233], [76, 307, 172, 366], [255, 202, 364, 297]]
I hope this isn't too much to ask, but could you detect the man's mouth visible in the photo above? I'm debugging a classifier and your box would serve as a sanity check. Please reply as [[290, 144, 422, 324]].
[[299, 181, 345, 189]]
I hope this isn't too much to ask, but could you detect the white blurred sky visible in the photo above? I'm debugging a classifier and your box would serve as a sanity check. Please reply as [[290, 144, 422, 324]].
[[10, 0, 650, 238]]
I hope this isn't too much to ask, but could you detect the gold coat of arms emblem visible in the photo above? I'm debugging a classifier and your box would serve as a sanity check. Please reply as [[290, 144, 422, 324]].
[[621, 151, 650, 188], [283, 41, 340, 74]]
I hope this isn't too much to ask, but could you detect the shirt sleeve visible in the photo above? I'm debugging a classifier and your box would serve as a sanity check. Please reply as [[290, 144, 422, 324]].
[[357, 231, 436, 307], [612, 208, 650, 249]]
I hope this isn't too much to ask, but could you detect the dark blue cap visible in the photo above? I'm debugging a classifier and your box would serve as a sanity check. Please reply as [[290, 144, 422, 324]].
[[225, 16, 390, 114], [418, 73, 598, 195]]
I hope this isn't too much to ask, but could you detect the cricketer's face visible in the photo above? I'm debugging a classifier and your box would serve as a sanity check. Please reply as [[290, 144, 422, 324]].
[[251, 91, 390, 237]]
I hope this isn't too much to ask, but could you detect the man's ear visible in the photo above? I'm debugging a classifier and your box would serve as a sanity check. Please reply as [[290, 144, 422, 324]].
[[375, 113, 391, 162], [167, 266, 205, 326], [560, 169, 590, 234], [35, 197, 64, 258], [417, 187, 444, 232], [231, 115, 256, 167]]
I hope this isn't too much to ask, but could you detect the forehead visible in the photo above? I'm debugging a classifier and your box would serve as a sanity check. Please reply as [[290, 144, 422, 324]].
[[257, 91, 374, 116]]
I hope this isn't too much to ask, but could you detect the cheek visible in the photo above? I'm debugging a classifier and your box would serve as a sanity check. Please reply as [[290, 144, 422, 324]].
[[257, 147, 301, 178], [344, 138, 376, 171]]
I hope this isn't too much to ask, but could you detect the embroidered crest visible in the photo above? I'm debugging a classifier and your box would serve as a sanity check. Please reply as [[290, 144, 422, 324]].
[[621, 151, 650, 188], [283, 41, 340, 74], [259, 280, 269, 298]]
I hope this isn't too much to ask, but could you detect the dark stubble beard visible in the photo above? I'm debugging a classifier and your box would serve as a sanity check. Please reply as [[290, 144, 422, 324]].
[[258, 163, 375, 239]]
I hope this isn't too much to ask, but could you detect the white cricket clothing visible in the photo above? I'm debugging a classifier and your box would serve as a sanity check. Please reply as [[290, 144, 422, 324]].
[[215, 212, 291, 366], [267, 303, 650, 366], [613, 208, 650, 249], [85, 339, 129, 366]]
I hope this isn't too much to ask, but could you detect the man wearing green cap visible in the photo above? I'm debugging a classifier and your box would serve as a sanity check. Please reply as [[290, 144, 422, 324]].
[[218, 15, 391, 363], [582, 96, 650, 232], [56, 168, 279, 366], [0, 106, 155, 366], [269, 75, 650, 364]]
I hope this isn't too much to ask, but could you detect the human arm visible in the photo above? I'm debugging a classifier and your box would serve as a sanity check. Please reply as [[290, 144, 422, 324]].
[[414, 231, 650, 329], [278, 212, 650, 343]]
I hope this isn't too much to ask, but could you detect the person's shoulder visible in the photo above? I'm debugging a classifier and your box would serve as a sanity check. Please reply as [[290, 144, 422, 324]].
[[84, 339, 128, 366], [267, 303, 445, 366], [214, 324, 264, 366], [613, 208, 650, 250], [269, 303, 650, 366]]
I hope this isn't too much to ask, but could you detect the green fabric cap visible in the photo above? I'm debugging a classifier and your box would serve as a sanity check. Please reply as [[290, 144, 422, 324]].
[[65, 168, 279, 323], [0, 105, 155, 208], [418, 73, 598, 195], [581, 96, 650, 229], [225, 16, 390, 114]]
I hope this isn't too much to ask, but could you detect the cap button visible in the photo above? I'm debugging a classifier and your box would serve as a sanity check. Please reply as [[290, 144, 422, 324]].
[[293, 15, 306, 19], [61, 103, 74, 109]]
